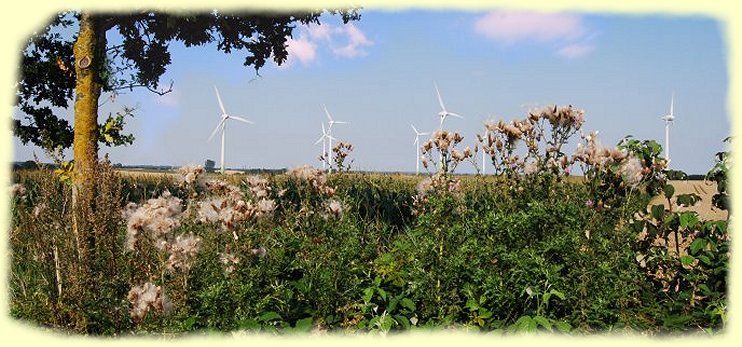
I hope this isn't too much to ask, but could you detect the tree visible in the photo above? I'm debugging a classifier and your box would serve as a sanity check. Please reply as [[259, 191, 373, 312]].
[[14, 9, 361, 282], [204, 159, 216, 173]]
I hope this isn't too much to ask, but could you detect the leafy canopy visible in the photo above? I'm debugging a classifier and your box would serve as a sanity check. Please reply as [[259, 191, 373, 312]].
[[14, 9, 361, 151]]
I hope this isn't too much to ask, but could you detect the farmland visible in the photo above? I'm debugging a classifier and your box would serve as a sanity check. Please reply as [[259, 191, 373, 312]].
[[8, 148, 730, 335]]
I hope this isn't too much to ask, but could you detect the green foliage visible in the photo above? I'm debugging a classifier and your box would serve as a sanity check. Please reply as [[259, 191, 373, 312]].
[[14, 9, 362, 151], [10, 138, 729, 335]]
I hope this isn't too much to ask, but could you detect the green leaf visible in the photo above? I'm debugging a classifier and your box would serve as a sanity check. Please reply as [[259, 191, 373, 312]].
[[182, 316, 198, 330], [400, 298, 416, 312], [680, 255, 695, 266], [465, 298, 479, 311], [479, 308, 493, 319], [549, 289, 566, 301], [513, 315, 536, 332], [676, 193, 702, 207], [698, 255, 712, 265], [259, 311, 282, 322], [679, 212, 699, 230], [555, 320, 572, 333], [663, 184, 675, 199], [698, 284, 712, 296], [387, 297, 399, 312], [376, 287, 388, 301], [690, 238, 706, 255], [394, 314, 410, 329], [651, 204, 665, 220], [533, 315, 553, 331], [238, 318, 261, 330], [294, 317, 313, 332], [363, 287, 374, 303]]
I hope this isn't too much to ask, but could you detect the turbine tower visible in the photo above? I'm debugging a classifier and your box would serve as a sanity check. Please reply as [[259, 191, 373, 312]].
[[208, 85, 253, 174], [434, 82, 463, 129], [323, 104, 349, 173], [314, 122, 336, 170], [660, 93, 675, 164], [411, 124, 429, 175]]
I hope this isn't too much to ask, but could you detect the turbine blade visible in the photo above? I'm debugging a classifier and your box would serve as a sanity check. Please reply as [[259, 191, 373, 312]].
[[314, 136, 325, 145], [420, 132, 429, 136], [229, 115, 253, 124], [323, 104, 333, 121], [321, 122, 327, 135], [411, 124, 419, 134], [208, 118, 226, 142], [214, 85, 226, 114], [670, 93, 674, 116], [334, 121, 349, 125], [434, 83, 446, 110], [448, 112, 463, 119]]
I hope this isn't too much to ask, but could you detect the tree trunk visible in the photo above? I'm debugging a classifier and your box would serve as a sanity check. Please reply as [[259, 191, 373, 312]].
[[71, 12, 105, 270]]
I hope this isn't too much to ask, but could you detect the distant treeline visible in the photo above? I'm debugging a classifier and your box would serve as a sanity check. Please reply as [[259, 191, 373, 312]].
[[10, 161, 709, 180]]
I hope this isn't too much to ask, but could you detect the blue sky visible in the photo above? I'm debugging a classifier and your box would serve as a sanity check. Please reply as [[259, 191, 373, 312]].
[[12, 9, 730, 175]]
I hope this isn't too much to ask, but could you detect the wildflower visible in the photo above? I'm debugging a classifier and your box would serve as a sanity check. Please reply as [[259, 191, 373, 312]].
[[620, 156, 644, 189], [585, 199, 594, 208], [127, 282, 173, 321], [524, 160, 538, 175]]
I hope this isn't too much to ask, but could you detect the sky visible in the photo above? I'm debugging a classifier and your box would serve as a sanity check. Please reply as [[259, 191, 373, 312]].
[[10, 8, 731, 175]]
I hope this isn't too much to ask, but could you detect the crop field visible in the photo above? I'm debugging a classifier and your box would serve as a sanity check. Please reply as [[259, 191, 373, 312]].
[[9, 104, 732, 337], [9, 142, 730, 336]]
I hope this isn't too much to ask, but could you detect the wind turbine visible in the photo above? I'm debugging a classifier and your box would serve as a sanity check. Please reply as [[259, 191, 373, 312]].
[[314, 122, 336, 170], [480, 130, 488, 175], [411, 124, 429, 175], [660, 93, 675, 164], [323, 104, 349, 173], [208, 85, 253, 174], [434, 82, 463, 129]]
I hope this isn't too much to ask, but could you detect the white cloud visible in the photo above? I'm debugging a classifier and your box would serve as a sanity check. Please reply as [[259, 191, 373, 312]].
[[331, 24, 374, 58], [474, 10, 595, 59], [307, 23, 333, 42], [285, 36, 318, 65], [474, 10, 586, 43], [279, 22, 374, 68], [556, 42, 595, 59]]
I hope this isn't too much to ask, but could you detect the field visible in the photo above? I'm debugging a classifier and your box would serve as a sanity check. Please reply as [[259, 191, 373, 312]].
[[8, 160, 730, 336], [9, 109, 731, 336]]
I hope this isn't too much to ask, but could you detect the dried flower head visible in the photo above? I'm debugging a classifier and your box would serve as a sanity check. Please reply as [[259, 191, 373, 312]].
[[124, 190, 183, 251], [326, 199, 344, 218], [127, 282, 173, 321], [620, 156, 644, 189], [250, 247, 267, 258], [176, 165, 205, 186], [161, 234, 202, 272]]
